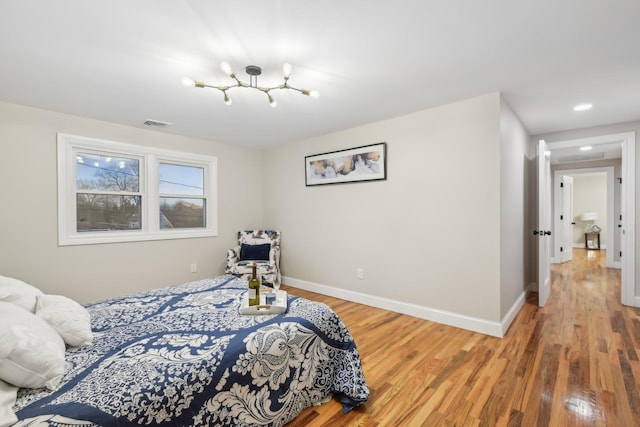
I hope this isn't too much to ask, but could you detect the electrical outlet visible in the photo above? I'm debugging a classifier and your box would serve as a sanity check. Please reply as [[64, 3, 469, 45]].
[[190, 263, 197, 273], [356, 268, 364, 279]]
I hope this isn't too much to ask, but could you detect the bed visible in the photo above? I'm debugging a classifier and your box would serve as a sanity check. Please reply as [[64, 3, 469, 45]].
[[10, 275, 369, 426]]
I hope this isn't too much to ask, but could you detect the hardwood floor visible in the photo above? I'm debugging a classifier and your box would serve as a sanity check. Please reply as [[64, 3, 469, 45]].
[[284, 249, 640, 426]]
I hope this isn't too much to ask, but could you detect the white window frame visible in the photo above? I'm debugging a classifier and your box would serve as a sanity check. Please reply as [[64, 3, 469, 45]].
[[57, 133, 218, 246]]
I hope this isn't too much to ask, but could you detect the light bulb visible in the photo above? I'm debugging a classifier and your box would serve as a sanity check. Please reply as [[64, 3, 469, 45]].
[[268, 95, 277, 107], [224, 94, 232, 106], [181, 77, 195, 87], [283, 63, 293, 78], [220, 61, 233, 76], [301, 89, 320, 99]]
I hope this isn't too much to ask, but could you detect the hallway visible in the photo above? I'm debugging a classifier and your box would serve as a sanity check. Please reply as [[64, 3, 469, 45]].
[[540, 248, 639, 425]]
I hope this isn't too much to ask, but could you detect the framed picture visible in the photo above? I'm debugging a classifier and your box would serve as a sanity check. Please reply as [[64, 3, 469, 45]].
[[305, 142, 387, 186]]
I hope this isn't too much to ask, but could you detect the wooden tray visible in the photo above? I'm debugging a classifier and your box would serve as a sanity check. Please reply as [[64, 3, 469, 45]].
[[240, 290, 287, 315]]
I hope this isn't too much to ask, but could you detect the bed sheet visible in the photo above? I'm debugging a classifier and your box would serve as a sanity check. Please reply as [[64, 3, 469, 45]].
[[13, 275, 368, 426]]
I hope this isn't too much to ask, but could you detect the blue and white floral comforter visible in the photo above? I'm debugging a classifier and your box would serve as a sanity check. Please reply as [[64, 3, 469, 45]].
[[13, 275, 369, 426]]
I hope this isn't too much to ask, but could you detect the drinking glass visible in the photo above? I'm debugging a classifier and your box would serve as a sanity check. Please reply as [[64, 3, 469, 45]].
[[273, 279, 281, 302]]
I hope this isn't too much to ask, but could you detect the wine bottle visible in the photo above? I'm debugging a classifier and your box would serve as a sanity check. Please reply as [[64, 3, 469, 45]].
[[248, 262, 260, 306]]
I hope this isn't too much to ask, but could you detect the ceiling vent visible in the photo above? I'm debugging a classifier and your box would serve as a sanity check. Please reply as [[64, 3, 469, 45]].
[[143, 119, 172, 127], [557, 152, 605, 163]]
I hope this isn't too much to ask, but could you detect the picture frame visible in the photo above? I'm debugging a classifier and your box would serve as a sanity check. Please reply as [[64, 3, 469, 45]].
[[305, 142, 387, 186]]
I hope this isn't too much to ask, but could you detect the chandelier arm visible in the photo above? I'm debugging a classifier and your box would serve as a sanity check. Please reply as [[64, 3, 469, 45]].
[[222, 89, 232, 105], [202, 83, 240, 91], [261, 85, 284, 92], [224, 71, 249, 88], [286, 86, 312, 96], [266, 92, 277, 107], [187, 63, 316, 105], [230, 74, 243, 86]]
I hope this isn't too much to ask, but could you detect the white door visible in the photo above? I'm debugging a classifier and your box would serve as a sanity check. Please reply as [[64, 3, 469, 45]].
[[537, 140, 552, 307], [559, 175, 574, 263]]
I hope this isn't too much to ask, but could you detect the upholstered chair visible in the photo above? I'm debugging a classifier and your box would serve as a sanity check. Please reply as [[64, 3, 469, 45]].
[[225, 230, 281, 286]]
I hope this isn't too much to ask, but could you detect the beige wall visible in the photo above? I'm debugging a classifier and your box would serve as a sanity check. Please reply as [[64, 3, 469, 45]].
[[264, 93, 504, 323], [0, 101, 264, 304], [0, 93, 536, 335], [2, 94, 632, 332], [499, 98, 532, 319]]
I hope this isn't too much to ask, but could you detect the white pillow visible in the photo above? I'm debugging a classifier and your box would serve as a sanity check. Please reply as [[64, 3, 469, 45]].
[[0, 275, 43, 313], [0, 380, 18, 427], [36, 294, 93, 348], [0, 301, 66, 390]]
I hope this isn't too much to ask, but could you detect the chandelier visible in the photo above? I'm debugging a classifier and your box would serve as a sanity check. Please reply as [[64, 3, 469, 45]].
[[182, 62, 319, 107]]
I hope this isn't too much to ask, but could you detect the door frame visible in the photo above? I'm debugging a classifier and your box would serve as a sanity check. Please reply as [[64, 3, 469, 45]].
[[545, 132, 635, 307], [552, 167, 615, 268]]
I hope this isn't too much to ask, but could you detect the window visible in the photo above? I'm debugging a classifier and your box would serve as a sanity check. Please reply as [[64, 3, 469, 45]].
[[76, 152, 142, 232], [158, 163, 205, 229], [58, 133, 217, 245]]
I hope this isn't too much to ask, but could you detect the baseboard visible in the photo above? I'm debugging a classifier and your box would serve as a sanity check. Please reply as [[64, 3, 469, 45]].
[[283, 276, 505, 338], [572, 243, 607, 250], [501, 289, 528, 336]]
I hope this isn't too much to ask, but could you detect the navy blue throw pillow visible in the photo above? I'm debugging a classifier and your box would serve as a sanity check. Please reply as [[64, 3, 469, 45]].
[[240, 243, 271, 261]]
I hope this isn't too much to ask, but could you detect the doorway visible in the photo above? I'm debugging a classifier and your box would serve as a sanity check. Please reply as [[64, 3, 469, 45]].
[[538, 132, 636, 307], [552, 167, 616, 269]]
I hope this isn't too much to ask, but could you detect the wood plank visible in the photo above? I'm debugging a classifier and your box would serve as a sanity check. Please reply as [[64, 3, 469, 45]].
[[284, 249, 640, 426]]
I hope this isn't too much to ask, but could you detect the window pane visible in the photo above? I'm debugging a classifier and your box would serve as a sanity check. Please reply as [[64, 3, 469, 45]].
[[160, 198, 205, 229], [159, 163, 204, 196], [77, 194, 141, 231], [76, 153, 139, 192]]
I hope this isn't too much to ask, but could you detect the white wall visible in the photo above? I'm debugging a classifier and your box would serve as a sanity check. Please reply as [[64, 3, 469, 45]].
[[264, 93, 505, 330], [0, 101, 264, 304], [572, 174, 607, 246], [533, 120, 639, 299], [499, 98, 531, 320]]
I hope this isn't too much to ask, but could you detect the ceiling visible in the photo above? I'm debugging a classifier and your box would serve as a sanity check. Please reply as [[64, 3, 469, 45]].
[[1, 1, 639, 149], [551, 142, 622, 165]]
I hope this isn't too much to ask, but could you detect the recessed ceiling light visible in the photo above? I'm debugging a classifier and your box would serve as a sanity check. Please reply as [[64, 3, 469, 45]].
[[580, 146, 592, 151], [144, 119, 172, 127], [573, 103, 593, 111]]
